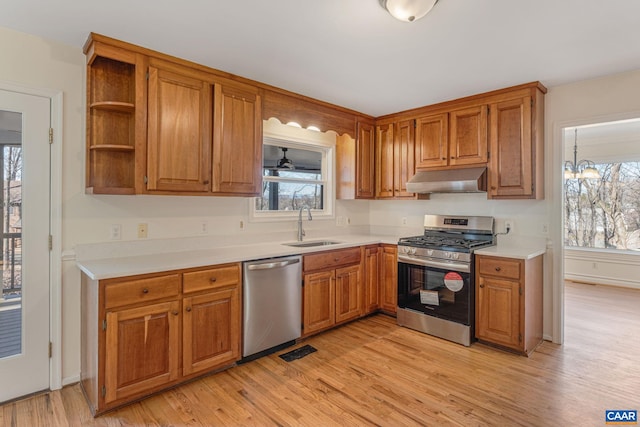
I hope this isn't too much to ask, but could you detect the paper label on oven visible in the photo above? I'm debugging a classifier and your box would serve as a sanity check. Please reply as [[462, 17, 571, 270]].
[[444, 272, 464, 292], [420, 290, 439, 306]]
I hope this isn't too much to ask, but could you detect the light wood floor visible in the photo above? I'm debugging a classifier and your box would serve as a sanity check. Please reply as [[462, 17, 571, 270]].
[[2, 281, 639, 426]]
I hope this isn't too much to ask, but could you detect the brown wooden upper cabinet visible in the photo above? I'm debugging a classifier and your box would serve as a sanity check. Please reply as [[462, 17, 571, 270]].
[[355, 120, 376, 199], [211, 79, 262, 196], [85, 34, 545, 200], [414, 113, 448, 169], [85, 34, 262, 197], [147, 59, 212, 193], [375, 120, 415, 199], [383, 82, 545, 200], [335, 119, 376, 200], [449, 105, 488, 166], [415, 107, 487, 170], [487, 92, 544, 199], [146, 66, 262, 196]]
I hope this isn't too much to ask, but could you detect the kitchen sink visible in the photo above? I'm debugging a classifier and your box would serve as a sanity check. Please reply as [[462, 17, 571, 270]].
[[282, 240, 342, 248]]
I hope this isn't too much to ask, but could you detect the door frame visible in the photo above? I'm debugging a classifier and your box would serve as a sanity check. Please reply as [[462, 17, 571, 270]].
[[551, 109, 640, 346], [0, 80, 63, 391]]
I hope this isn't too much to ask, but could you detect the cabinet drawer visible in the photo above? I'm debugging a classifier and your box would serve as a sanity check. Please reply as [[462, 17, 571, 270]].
[[183, 263, 241, 294], [477, 256, 521, 280], [104, 274, 180, 309], [304, 247, 361, 272]]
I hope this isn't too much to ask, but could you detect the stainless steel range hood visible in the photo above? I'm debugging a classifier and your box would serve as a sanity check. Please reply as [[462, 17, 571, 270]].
[[406, 167, 487, 194]]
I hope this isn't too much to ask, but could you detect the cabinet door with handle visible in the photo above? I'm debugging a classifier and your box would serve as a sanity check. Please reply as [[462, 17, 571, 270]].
[[394, 119, 416, 198], [449, 105, 488, 166], [182, 287, 241, 376], [476, 275, 520, 348], [375, 123, 395, 199], [104, 300, 180, 404], [334, 264, 362, 324], [211, 79, 262, 196], [356, 121, 375, 199], [415, 113, 449, 169], [303, 270, 335, 335], [147, 60, 212, 193]]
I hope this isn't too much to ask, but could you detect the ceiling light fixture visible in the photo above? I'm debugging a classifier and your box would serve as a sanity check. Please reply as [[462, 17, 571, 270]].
[[277, 147, 295, 170], [379, 0, 438, 22], [564, 128, 600, 180]]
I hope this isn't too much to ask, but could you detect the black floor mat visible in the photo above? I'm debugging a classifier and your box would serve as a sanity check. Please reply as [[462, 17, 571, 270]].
[[278, 344, 317, 362]]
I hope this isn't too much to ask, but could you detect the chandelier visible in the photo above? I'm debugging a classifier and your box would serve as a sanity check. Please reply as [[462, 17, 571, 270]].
[[379, 0, 439, 22], [564, 128, 600, 180]]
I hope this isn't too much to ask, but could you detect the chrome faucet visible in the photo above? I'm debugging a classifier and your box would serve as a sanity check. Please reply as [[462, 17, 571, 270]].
[[297, 206, 312, 241]]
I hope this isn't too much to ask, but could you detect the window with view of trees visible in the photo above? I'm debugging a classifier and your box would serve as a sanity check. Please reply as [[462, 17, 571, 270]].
[[254, 142, 331, 215], [565, 162, 640, 250]]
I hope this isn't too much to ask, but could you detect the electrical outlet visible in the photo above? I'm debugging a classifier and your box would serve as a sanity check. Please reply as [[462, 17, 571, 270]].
[[346, 217, 351, 225], [504, 219, 514, 233], [110, 224, 121, 240], [336, 216, 344, 227], [239, 220, 244, 230], [137, 223, 148, 239], [541, 223, 549, 235], [200, 221, 208, 234], [401, 217, 408, 225]]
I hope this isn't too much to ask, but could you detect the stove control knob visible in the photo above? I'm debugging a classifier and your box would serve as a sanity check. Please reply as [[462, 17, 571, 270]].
[[443, 252, 451, 259], [401, 246, 410, 254], [427, 249, 434, 256], [409, 247, 417, 255], [451, 253, 459, 260]]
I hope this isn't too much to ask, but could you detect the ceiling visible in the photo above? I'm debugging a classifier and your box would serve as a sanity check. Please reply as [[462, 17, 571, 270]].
[[2, 0, 640, 117]]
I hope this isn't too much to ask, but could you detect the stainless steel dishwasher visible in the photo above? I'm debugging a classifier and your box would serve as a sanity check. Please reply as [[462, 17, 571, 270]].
[[243, 255, 302, 359]]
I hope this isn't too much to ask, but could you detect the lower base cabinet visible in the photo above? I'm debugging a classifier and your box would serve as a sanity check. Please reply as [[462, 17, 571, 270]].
[[81, 263, 241, 415], [302, 247, 363, 336], [475, 254, 543, 355], [104, 300, 181, 404], [363, 245, 381, 314], [379, 244, 398, 315]]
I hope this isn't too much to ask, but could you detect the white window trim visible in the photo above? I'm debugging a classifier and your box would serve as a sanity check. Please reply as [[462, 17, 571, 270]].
[[249, 119, 336, 222]]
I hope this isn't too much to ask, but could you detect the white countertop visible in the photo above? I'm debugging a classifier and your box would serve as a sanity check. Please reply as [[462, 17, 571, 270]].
[[474, 245, 546, 260], [77, 234, 397, 280]]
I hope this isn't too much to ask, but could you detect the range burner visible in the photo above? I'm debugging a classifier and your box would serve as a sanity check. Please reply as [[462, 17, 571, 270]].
[[399, 235, 491, 251], [398, 214, 496, 261]]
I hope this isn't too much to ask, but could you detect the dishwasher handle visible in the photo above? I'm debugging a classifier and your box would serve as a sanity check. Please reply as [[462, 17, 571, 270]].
[[246, 258, 300, 271]]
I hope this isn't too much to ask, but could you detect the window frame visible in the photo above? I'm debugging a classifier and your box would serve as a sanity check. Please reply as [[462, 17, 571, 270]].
[[563, 161, 640, 251], [249, 121, 335, 222]]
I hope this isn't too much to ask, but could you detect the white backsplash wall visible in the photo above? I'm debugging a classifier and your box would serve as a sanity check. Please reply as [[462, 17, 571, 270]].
[[66, 194, 372, 247], [368, 193, 549, 248]]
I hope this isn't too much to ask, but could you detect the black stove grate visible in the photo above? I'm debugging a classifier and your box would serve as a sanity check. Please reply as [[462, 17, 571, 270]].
[[398, 234, 494, 252]]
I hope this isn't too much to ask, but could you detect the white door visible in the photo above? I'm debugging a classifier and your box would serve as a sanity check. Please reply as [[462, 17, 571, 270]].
[[0, 90, 51, 402]]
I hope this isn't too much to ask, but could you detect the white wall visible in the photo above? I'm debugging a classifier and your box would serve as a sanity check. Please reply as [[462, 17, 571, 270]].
[[565, 248, 640, 289], [4, 24, 640, 384]]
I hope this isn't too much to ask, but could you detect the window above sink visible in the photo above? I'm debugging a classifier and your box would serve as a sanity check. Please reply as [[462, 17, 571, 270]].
[[250, 119, 335, 222]]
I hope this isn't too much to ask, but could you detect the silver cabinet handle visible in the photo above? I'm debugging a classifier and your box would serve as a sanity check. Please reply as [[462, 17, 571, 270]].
[[247, 258, 300, 271]]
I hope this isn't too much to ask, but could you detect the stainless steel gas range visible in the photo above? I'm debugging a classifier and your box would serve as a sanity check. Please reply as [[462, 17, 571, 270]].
[[396, 214, 495, 346]]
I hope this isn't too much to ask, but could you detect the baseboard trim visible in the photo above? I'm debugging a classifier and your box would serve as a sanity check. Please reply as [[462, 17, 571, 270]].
[[62, 374, 80, 387]]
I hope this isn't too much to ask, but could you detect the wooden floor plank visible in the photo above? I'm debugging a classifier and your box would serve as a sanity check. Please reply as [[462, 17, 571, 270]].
[[1, 281, 639, 426]]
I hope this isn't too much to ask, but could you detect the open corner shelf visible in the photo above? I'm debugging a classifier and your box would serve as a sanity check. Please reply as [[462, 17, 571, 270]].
[[89, 145, 135, 152], [90, 101, 135, 113]]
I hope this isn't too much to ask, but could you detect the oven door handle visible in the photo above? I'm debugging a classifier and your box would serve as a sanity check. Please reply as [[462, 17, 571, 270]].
[[398, 255, 470, 273]]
